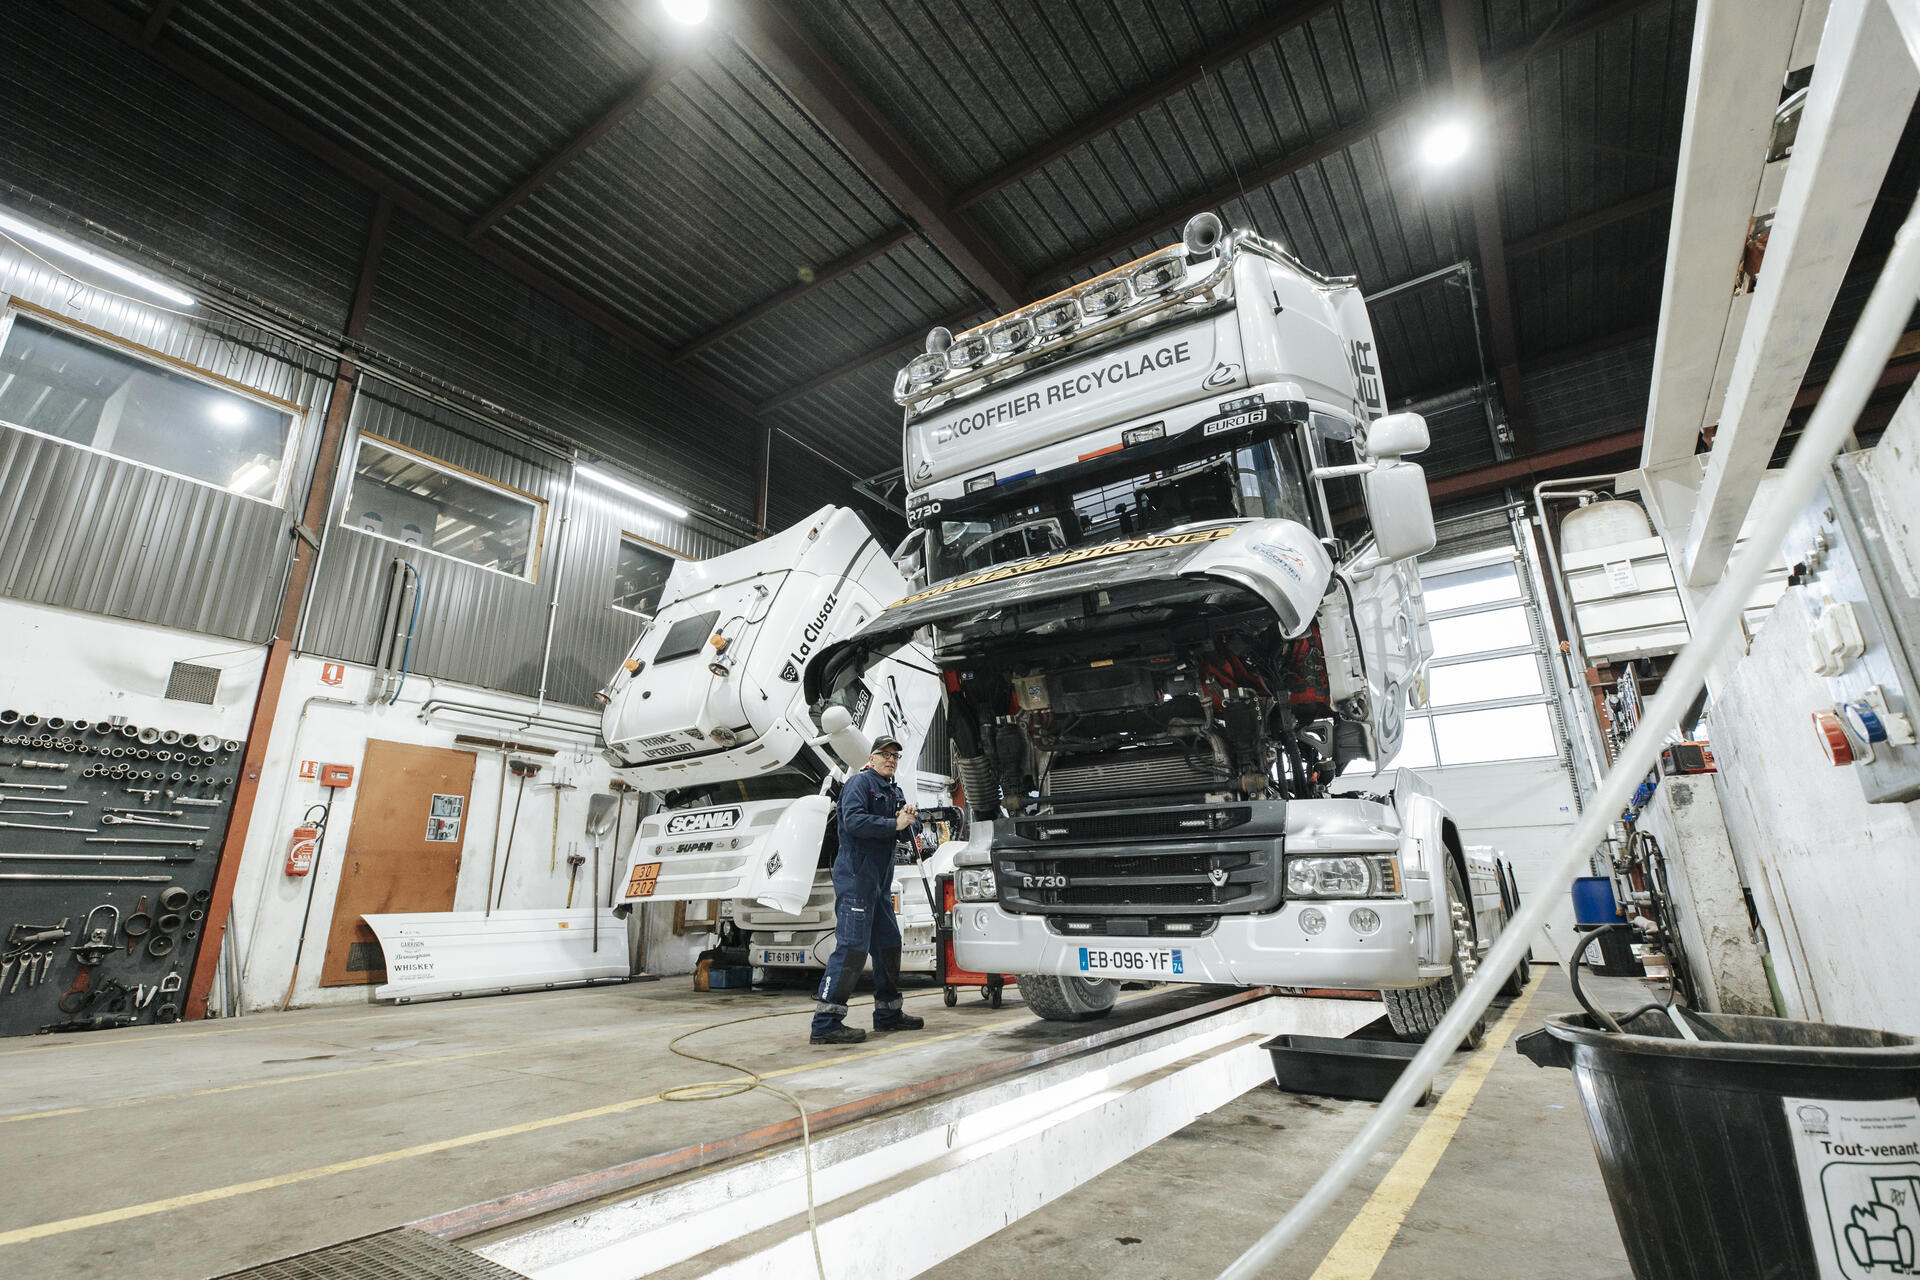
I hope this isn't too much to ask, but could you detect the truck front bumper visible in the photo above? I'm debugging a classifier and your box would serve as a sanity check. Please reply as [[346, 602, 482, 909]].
[[746, 926, 939, 972], [951, 899, 1427, 990]]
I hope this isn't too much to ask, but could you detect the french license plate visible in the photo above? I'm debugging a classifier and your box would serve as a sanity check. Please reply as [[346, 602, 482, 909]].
[[758, 947, 810, 966], [1076, 946, 1186, 978], [626, 861, 662, 898]]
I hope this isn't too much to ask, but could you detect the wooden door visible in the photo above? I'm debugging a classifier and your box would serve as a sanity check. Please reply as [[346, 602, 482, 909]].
[[321, 740, 477, 986]]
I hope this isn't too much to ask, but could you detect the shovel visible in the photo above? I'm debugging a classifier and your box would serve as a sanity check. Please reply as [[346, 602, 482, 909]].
[[585, 793, 620, 952]]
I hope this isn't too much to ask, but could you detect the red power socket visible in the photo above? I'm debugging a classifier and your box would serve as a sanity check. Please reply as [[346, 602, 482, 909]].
[[319, 764, 355, 789]]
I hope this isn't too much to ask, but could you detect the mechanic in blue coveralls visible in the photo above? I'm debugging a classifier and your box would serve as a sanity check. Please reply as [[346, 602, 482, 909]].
[[810, 735, 927, 1045]]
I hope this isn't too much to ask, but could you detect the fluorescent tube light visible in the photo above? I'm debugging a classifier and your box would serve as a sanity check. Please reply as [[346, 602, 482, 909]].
[[578, 465, 689, 519], [0, 209, 196, 307]]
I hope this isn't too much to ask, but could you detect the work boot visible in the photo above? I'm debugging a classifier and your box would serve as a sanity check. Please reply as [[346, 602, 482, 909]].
[[874, 1012, 925, 1033], [810, 1025, 867, 1045]]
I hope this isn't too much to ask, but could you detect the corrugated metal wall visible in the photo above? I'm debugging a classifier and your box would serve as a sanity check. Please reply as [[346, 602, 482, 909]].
[[0, 245, 332, 642], [302, 378, 745, 705]]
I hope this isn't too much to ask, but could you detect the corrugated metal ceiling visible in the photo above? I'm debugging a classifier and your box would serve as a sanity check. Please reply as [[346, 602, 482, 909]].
[[88, 0, 1697, 492]]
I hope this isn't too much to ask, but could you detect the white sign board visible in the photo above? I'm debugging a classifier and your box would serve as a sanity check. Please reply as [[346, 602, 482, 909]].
[[1784, 1094, 1920, 1277], [366, 909, 628, 1003]]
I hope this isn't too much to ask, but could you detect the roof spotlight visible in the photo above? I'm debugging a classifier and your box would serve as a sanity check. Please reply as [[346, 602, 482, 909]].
[[1420, 119, 1472, 169]]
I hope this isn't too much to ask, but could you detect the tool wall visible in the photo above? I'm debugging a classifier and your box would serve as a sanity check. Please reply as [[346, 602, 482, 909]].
[[0, 711, 243, 1036]]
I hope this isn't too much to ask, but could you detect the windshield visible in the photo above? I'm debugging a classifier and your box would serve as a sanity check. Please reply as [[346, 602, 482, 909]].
[[930, 435, 1315, 580]]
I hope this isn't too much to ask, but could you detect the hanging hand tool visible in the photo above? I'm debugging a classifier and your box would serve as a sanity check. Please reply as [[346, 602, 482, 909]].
[[0, 873, 174, 883], [84, 837, 203, 847], [126, 896, 150, 954], [0, 819, 97, 833], [124, 786, 161, 804], [585, 792, 619, 953], [1, 852, 194, 862], [493, 759, 541, 910], [0, 782, 66, 791], [101, 816, 208, 829], [606, 780, 634, 904], [14, 760, 67, 770], [167, 793, 221, 808], [564, 849, 586, 907], [71, 905, 120, 966], [541, 773, 578, 873]]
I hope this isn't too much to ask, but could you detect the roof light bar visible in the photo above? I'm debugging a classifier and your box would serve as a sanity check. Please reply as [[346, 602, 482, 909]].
[[0, 209, 195, 307], [577, 465, 688, 519]]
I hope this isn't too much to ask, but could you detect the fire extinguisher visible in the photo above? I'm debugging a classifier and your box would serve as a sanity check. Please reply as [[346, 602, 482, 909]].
[[286, 816, 322, 876]]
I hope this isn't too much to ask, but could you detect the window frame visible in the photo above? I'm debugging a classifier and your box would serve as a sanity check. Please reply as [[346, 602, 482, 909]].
[[342, 432, 548, 584], [1400, 548, 1562, 769], [611, 531, 686, 620], [0, 300, 306, 508]]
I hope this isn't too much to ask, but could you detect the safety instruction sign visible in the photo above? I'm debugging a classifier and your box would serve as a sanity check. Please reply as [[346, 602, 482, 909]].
[[426, 793, 464, 843], [1784, 1093, 1920, 1277]]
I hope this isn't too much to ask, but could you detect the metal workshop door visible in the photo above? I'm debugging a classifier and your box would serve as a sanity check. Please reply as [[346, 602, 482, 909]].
[[320, 740, 477, 987]]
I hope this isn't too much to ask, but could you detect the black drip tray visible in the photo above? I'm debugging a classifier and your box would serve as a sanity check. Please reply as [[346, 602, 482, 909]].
[[1262, 1033, 1434, 1106]]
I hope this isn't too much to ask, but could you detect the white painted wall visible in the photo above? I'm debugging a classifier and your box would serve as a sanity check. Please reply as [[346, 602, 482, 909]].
[[0, 597, 715, 1016], [1712, 589, 1920, 1035], [0, 597, 264, 743], [1408, 757, 1583, 961], [227, 655, 710, 1012]]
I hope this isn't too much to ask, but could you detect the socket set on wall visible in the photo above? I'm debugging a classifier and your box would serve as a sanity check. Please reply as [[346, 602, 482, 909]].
[[0, 711, 242, 1035]]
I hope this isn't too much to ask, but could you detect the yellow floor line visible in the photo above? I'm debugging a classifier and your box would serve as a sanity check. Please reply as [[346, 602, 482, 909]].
[[1308, 980, 1543, 1280], [0, 1019, 721, 1126], [0, 1006, 1034, 1248]]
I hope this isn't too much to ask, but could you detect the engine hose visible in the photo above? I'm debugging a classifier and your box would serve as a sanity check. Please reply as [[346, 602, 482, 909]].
[[955, 754, 1001, 818], [1216, 191, 1920, 1280]]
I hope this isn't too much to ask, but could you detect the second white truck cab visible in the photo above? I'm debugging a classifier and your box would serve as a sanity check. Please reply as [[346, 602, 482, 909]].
[[599, 506, 944, 971]]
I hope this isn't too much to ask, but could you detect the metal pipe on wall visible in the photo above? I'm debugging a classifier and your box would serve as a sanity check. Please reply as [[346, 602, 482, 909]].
[[533, 461, 580, 714]]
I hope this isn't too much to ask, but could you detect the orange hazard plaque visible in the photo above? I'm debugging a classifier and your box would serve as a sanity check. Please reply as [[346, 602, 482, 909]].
[[626, 861, 663, 898]]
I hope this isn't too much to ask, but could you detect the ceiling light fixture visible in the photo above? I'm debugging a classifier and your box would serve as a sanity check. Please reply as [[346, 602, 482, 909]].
[[578, 464, 689, 519], [661, 0, 710, 26], [1419, 119, 1472, 169], [0, 209, 196, 307]]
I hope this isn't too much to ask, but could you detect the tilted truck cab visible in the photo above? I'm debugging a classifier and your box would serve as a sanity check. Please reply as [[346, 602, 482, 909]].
[[599, 506, 946, 972], [811, 216, 1518, 1036]]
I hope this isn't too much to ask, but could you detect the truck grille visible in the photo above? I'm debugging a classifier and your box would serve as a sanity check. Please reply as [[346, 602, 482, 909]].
[[996, 845, 1277, 915]]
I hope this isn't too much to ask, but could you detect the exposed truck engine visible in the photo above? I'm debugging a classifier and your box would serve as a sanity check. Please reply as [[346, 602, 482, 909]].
[[598, 506, 945, 973], [810, 215, 1518, 1037]]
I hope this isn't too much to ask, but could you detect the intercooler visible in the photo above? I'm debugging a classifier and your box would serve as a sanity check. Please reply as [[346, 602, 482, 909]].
[[1047, 745, 1232, 802]]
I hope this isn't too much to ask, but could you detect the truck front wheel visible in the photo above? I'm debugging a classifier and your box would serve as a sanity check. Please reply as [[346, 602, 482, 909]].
[[1018, 973, 1117, 1021], [1382, 860, 1489, 1050]]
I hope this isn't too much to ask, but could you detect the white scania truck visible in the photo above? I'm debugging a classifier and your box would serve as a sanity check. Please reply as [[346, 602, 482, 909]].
[[809, 215, 1520, 1039], [598, 507, 947, 974]]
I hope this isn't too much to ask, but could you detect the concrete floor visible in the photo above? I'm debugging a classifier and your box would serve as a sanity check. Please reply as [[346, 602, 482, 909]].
[[0, 969, 1632, 1279], [924, 968, 1635, 1279]]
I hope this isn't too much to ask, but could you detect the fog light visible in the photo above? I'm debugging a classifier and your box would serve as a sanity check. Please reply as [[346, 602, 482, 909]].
[[946, 330, 990, 369], [1300, 907, 1327, 936], [973, 909, 988, 930], [1076, 275, 1132, 317], [1350, 907, 1382, 936]]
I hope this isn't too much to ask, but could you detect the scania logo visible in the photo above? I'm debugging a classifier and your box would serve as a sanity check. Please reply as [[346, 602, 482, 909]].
[[1208, 867, 1230, 888], [665, 807, 741, 835]]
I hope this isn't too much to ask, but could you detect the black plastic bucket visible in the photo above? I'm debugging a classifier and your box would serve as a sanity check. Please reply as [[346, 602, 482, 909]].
[[1519, 1009, 1920, 1280], [1262, 1033, 1433, 1106]]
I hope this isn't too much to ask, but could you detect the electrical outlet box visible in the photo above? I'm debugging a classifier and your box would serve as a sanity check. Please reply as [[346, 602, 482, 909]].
[[319, 764, 355, 789], [1783, 458, 1920, 802]]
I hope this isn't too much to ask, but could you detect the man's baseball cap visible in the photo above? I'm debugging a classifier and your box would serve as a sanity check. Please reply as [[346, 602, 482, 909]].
[[870, 736, 904, 755]]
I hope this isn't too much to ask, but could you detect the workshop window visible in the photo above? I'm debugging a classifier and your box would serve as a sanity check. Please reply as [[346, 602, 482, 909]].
[[612, 535, 676, 618], [344, 435, 544, 580], [1386, 547, 1563, 770], [0, 310, 299, 503]]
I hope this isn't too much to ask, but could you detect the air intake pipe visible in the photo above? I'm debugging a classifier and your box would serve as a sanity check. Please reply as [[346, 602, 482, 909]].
[[947, 692, 1001, 819]]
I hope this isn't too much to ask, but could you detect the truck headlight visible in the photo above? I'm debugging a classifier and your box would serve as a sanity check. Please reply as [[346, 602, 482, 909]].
[[1286, 855, 1402, 899], [956, 868, 998, 902]]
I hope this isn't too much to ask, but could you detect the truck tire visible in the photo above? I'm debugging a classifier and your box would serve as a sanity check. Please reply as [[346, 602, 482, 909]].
[[1495, 862, 1531, 998], [1382, 860, 1488, 1049], [1018, 973, 1117, 1022]]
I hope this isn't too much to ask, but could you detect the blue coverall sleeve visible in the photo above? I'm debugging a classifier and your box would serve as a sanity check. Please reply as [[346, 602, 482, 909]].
[[838, 771, 901, 840]]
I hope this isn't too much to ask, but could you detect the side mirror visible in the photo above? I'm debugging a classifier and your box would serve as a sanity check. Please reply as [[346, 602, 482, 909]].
[[1366, 412, 1430, 460], [1365, 461, 1436, 563]]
